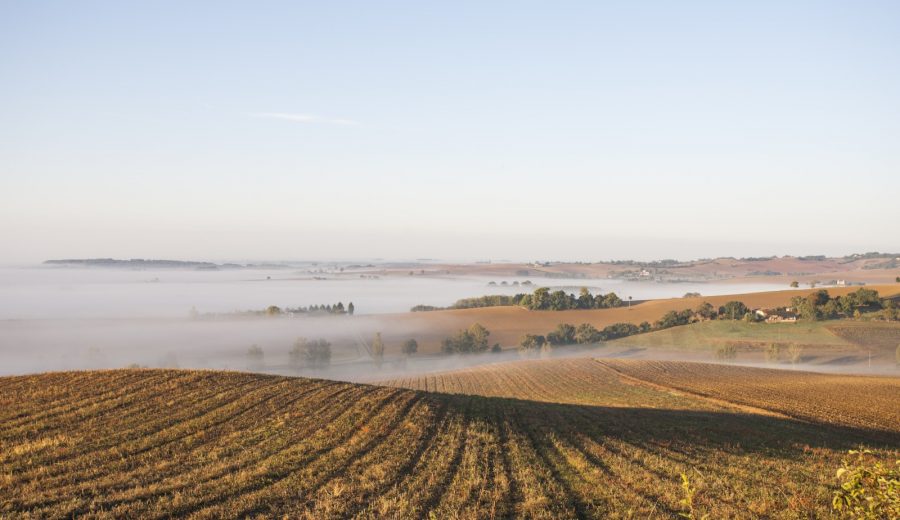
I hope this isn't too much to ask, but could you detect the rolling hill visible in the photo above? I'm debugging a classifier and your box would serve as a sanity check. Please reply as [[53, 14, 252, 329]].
[[368, 284, 900, 354], [2, 360, 898, 518]]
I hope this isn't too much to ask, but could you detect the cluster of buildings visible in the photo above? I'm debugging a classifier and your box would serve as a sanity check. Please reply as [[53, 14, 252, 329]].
[[753, 307, 798, 323]]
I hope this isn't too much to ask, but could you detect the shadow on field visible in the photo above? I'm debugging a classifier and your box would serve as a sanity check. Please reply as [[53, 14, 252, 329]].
[[427, 392, 900, 458]]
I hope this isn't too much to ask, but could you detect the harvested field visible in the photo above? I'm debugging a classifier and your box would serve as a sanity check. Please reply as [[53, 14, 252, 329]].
[[828, 321, 900, 351], [2, 363, 898, 518], [601, 360, 900, 437]]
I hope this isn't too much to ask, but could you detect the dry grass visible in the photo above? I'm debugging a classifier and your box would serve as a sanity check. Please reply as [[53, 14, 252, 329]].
[[2, 361, 895, 518]]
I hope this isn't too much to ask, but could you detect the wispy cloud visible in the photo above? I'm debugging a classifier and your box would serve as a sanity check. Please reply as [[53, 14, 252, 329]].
[[250, 112, 360, 126]]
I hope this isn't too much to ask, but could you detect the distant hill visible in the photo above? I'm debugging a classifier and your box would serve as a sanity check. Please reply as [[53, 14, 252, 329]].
[[43, 258, 228, 269]]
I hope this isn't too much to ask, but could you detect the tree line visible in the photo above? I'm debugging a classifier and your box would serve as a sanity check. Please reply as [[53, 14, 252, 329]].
[[441, 323, 501, 354], [412, 287, 626, 312], [518, 321, 648, 355], [789, 288, 896, 321], [265, 302, 355, 316]]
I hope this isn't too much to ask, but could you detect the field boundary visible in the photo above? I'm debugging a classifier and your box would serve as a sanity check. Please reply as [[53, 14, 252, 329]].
[[593, 360, 798, 421]]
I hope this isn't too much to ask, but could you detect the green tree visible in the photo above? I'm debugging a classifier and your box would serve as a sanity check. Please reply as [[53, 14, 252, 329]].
[[290, 338, 331, 369], [577, 287, 593, 309], [371, 332, 385, 368], [602, 322, 640, 339], [575, 323, 601, 344], [265, 305, 282, 316], [518, 334, 546, 355], [821, 299, 841, 319], [547, 323, 577, 345], [548, 290, 572, 310], [401, 339, 418, 356], [719, 301, 749, 321], [531, 287, 550, 310], [603, 292, 623, 308], [441, 324, 491, 354], [468, 323, 490, 351], [347, 302, 355, 315], [808, 289, 831, 307], [694, 302, 716, 320], [790, 281, 799, 288]]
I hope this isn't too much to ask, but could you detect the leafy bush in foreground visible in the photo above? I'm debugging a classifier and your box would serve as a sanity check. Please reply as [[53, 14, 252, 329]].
[[832, 449, 899, 519]]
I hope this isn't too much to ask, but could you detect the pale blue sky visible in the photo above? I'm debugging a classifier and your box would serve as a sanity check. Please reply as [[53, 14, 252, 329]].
[[1, 1, 898, 262]]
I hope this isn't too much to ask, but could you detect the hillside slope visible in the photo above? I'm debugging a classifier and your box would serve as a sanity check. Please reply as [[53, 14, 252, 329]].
[[2, 364, 898, 518], [371, 284, 900, 353]]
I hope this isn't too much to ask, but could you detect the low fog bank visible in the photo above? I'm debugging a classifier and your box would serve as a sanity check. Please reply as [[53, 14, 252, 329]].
[[1, 267, 893, 380], [2, 314, 896, 381], [0, 314, 409, 377], [0, 266, 789, 320]]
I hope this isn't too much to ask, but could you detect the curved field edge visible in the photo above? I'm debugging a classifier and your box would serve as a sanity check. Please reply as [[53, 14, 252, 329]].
[[598, 359, 900, 438], [0, 367, 896, 519]]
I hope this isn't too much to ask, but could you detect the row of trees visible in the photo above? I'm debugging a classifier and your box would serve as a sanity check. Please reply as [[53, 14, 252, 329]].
[[369, 332, 420, 368], [245, 337, 335, 370], [518, 321, 648, 355], [411, 287, 626, 312], [290, 338, 332, 368], [789, 288, 892, 321], [441, 323, 501, 354], [529, 287, 625, 310], [266, 302, 355, 316]]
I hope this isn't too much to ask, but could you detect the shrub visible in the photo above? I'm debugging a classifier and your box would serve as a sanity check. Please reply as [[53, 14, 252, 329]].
[[678, 473, 708, 520], [832, 449, 899, 519], [715, 344, 737, 361], [290, 338, 331, 369], [546, 323, 576, 346], [719, 301, 749, 320], [602, 322, 640, 340], [574, 323, 601, 344], [788, 343, 804, 364], [247, 344, 264, 359], [655, 309, 694, 329], [765, 343, 782, 363], [518, 334, 545, 356], [372, 332, 385, 367], [442, 324, 491, 354], [401, 339, 418, 356], [540, 342, 554, 358]]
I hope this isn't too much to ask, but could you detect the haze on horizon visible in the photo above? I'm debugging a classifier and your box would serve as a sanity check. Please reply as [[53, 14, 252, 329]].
[[2, 1, 899, 264]]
